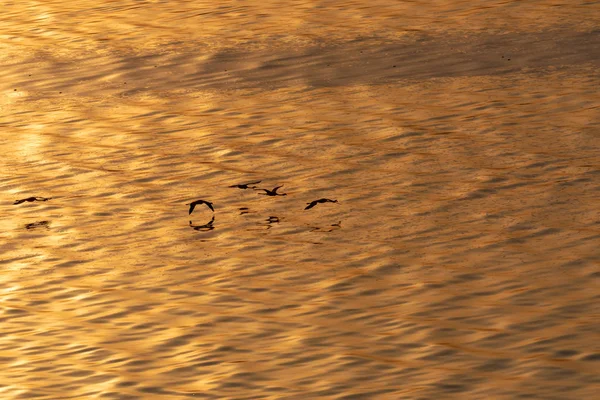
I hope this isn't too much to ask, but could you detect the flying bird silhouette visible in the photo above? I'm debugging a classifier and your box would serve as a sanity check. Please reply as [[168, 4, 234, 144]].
[[304, 198, 338, 210], [257, 185, 287, 196], [14, 197, 52, 205], [229, 180, 262, 189], [187, 199, 214, 214]]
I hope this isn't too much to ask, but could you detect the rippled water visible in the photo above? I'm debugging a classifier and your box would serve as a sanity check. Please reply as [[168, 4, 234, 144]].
[[1, 1, 599, 398]]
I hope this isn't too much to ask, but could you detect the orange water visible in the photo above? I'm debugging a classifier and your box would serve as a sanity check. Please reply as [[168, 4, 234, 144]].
[[1, 1, 599, 398]]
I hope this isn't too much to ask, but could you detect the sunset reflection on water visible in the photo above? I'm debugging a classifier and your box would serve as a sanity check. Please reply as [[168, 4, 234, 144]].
[[1, 1, 599, 399]]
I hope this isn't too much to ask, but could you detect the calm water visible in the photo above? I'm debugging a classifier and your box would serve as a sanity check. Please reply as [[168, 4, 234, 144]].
[[1, 1, 599, 399]]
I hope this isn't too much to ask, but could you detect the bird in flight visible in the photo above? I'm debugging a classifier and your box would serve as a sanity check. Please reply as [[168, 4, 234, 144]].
[[304, 198, 338, 210], [14, 197, 52, 205], [187, 199, 214, 214], [229, 180, 262, 189], [256, 185, 287, 196]]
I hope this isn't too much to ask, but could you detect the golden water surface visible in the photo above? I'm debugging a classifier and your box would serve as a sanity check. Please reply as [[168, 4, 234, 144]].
[[1, 1, 599, 398]]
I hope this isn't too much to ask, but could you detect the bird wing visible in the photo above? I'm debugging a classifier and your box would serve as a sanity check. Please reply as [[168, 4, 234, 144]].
[[305, 202, 316, 210], [188, 203, 196, 215], [273, 185, 283, 192]]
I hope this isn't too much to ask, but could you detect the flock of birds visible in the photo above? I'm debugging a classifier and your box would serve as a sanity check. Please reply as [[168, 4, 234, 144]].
[[186, 180, 338, 215], [13, 181, 339, 231]]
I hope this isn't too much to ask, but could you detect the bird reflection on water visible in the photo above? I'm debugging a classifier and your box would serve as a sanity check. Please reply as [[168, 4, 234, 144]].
[[310, 221, 342, 232], [189, 216, 215, 231], [25, 220, 50, 230], [14, 196, 52, 205], [263, 216, 280, 230], [248, 216, 282, 231]]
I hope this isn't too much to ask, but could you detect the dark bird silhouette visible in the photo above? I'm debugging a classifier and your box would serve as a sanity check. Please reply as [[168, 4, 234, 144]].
[[229, 180, 261, 189], [187, 199, 214, 214], [257, 185, 287, 196], [304, 198, 338, 210], [14, 197, 51, 205]]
